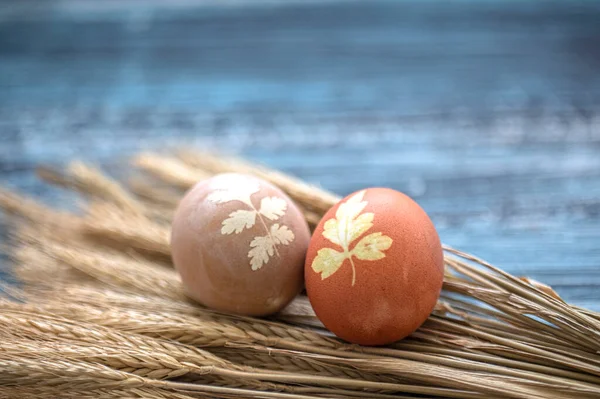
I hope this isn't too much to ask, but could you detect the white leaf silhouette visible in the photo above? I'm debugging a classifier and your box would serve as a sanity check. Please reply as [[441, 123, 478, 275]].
[[270, 223, 295, 245], [322, 218, 341, 246], [248, 235, 275, 271], [352, 232, 393, 261], [221, 209, 257, 235], [335, 190, 368, 226], [207, 179, 295, 271], [206, 180, 260, 206], [311, 247, 346, 280], [311, 189, 393, 286], [322, 212, 374, 247], [259, 197, 287, 220], [347, 212, 374, 243]]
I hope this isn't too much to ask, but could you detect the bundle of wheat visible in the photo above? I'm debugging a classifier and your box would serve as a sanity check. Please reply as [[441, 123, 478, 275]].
[[0, 150, 598, 399]]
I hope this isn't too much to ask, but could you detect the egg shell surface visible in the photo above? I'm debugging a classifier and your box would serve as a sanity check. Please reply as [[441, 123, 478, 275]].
[[171, 173, 310, 316], [305, 188, 444, 345]]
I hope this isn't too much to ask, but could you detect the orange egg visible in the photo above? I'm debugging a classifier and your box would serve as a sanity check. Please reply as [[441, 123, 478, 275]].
[[305, 188, 443, 346]]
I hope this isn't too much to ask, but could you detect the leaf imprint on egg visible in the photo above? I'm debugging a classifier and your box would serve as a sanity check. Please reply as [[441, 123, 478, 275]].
[[311, 190, 393, 286], [207, 181, 294, 271]]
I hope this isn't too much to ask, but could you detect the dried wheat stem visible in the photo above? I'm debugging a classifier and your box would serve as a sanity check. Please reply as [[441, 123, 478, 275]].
[[128, 178, 180, 208], [176, 150, 339, 214], [444, 257, 503, 290], [37, 162, 146, 218], [437, 296, 548, 337], [11, 245, 92, 287], [128, 179, 177, 224], [0, 338, 221, 381], [426, 317, 600, 376], [444, 277, 599, 353], [134, 153, 210, 189], [17, 241, 600, 382], [24, 288, 377, 380], [0, 305, 488, 397], [0, 189, 80, 227], [15, 298, 600, 398], [437, 293, 592, 353], [237, 341, 600, 398], [393, 340, 600, 385], [213, 350, 590, 399], [2, 298, 344, 382], [574, 306, 600, 324], [0, 356, 146, 390], [415, 325, 600, 376], [445, 246, 600, 337], [209, 368, 499, 399], [0, 308, 234, 372], [84, 202, 172, 257], [18, 228, 600, 383], [210, 347, 395, 382], [0, 357, 288, 399], [33, 240, 183, 300], [440, 313, 596, 360], [25, 285, 197, 315], [38, 287, 599, 385], [0, 387, 197, 399], [132, 152, 322, 227], [0, 336, 486, 399], [445, 254, 600, 352]]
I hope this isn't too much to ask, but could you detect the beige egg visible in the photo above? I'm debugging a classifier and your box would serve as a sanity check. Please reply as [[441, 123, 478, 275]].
[[171, 173, 310, 316]]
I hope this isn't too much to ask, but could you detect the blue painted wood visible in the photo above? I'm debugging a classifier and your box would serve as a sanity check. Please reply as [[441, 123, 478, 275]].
[[1, 0, 599, 309]]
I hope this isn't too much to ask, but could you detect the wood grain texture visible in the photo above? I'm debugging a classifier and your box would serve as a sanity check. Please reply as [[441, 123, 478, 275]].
[[0, 0, 599, 309]]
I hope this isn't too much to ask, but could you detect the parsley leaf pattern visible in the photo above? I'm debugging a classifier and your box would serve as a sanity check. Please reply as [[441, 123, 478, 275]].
[[259, 197, 287, 220], [206, 180, 259, 206], [311, 190, 393, 286], [221, 210, 257, 235], [207, 182, 295, 271]]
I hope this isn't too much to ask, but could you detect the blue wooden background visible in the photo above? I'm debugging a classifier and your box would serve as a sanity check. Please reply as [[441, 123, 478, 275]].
[[1, 0, 599, 310]]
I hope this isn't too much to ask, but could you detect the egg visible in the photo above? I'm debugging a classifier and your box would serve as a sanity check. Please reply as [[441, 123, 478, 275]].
[[305, 188, 443, 345], [171, 173, 310, 316]]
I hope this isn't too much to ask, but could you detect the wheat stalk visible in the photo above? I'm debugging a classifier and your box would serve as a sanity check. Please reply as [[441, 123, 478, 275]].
[[0, 308, 233, 368], [0, 356, 317, 399], [128, 177, 180, 208], [84, 202, 172, 258], [175, 150, 338, 214], [24, 284, 600, 386], [3, 290, 395, 383], [1, 148, 600, 399], [0, 336, 223, 381], [12, 223, 600, 382], [133, 152, 324, 226], [9, 297, 600, 398], [23, 235, 182, 300], [134, 153, 210, 189], [0, 305, 485, 398], [37, 162, 146, 218], [0, 387, 197, 399], [0, 332, 486, 399], [8, 216, 594, 396], [0, 189, 80, 228], [0, 302, 563, 399]]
